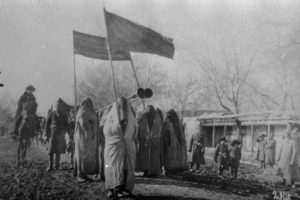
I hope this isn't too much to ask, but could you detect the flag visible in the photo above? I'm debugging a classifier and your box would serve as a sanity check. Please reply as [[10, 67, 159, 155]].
[[73, 31, 130, 60], [104, 9, 175, 59]]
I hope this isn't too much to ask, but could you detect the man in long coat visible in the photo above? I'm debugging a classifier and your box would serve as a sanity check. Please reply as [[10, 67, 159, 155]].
[[103, 97, 138, 198], [256, 134, 266, 169], [136, 105, 163, 176], [277, 124, 300, 187], [73, 98, 99, 182], [265, 132, 276, 168], [188, 134, 205, 173], [45, 100, 69, 171]]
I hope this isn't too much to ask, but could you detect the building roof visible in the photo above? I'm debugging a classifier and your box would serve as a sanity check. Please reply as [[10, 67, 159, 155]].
[[197, 110, 300, 126]]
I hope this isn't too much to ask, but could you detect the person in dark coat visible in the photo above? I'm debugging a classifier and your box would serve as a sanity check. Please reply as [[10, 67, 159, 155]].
[[73, 98, 99, 182], [256, 134, 266, 169], [229, 140, 241, 178], [265, 132, 276, 168], [136, 105, 163, 177], [214, 137, 229, 176], [13, 85, 38, 138], [45, 100, 69, 171], [188, 134, 205, 173], [162, 110, 187, 175]]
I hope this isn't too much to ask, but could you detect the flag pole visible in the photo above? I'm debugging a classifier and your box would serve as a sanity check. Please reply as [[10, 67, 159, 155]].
[[129, 55, 145, 109], [73, 51, 78, 116], [103, 8, 120, 123]]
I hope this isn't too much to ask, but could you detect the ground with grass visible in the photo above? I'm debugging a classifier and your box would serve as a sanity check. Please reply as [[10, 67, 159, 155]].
[[0, 136, 299, 200]]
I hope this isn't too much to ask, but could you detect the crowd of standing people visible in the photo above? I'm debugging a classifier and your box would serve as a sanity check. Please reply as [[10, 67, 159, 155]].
[[11, 85, 300, 199]]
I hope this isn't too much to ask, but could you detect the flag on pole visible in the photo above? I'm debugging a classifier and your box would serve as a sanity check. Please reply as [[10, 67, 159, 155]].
[[104, 9, 175, 59], [73, 30, 130, 60]]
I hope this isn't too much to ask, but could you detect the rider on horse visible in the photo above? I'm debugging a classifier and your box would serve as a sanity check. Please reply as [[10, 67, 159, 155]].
[[13, 85, 38, 166], [13, 85, 38, 138]]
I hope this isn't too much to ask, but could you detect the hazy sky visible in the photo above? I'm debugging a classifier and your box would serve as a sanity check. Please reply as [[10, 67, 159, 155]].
[[0, 0, 299, 115]]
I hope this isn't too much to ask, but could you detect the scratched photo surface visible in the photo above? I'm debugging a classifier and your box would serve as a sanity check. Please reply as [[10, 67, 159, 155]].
[[0, 0, 300, 200]]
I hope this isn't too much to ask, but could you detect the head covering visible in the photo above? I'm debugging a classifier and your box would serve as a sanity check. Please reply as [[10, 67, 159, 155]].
[[26, 85, 35, 91], [259, 134, 266, 138], [220, 137, 227, 142], [146, 105, 155, 130], [156, 108, 164, 122], [166, 109, 182, 142]]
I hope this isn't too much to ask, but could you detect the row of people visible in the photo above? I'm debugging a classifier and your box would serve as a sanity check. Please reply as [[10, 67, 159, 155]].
[[41, 97, 188, 198]]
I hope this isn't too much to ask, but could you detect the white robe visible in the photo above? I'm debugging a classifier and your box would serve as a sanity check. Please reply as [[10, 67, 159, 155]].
[[103, 102, 137, 192]]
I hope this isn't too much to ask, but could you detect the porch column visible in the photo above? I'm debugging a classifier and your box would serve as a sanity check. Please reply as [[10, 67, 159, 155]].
[[267, 124, 270, 138], [251, 124, 254, 152], [212, 125, 216, 147], [223, 125, 227, 137]]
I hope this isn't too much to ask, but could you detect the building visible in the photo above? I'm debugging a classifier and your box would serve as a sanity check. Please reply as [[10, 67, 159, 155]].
[[184, 110, 300, 162]]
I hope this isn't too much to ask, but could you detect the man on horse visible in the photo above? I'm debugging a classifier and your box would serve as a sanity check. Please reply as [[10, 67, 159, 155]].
[[13, 85, 38, 166], [14, 85, 38, 126]]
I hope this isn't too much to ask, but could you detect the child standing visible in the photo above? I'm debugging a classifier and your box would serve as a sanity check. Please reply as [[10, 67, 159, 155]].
[[214, 137, 229, 176], [229, 140, 242, 178]]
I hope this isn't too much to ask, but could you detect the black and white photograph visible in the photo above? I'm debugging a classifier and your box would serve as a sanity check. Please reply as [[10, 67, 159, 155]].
[[0, 0, 300, 199]]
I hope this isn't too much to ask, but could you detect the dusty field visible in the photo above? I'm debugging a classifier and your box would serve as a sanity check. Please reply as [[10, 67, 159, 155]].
[[0, 136, 299, 200]]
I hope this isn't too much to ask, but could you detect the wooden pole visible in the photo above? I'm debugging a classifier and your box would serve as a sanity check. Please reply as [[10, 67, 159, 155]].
[[251, 124, 254, 152], [73, 52, 78, 115], [104, 8, 120, 123], [212, 125, 216, 147], [223, 125, 227, 137], [129, 55, 145, 109]]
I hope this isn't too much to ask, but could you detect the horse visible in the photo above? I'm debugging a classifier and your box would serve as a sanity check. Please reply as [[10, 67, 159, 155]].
[[35, 116, 46, 144], [14, 102, 38, 167]]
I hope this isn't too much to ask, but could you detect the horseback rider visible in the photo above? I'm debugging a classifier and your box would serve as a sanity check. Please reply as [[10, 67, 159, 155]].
[[13, 85, 38, 166], [13, 85, 38, 139]]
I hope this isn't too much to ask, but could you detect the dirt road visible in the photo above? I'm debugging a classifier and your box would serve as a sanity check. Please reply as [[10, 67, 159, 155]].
[[0, 136, 299, 200]]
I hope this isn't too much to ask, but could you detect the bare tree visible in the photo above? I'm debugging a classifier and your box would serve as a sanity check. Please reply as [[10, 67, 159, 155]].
[[77, 56, 167, 109], [167, 75, 201, 119]]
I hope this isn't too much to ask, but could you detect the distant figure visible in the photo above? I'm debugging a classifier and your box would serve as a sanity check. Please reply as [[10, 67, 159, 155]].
[[229, 140, 241, 178], [277, 124, 300, 187], [44, 100, 69, 171], [136, 105, 163, 177], [188, 133, 205, 173], [13, 85, 38, 166], [73, 98, 99, 182], [103, 97, 138, 198], [214, 137, 229, 176], [265, 132, 276, 168], [256, 134, 266, 169]]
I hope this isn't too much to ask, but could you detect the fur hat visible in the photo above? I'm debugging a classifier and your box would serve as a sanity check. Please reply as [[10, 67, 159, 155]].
[[231, 139, 241, 146], [220, 137, 227, 142], [26, 85, 35, 91]]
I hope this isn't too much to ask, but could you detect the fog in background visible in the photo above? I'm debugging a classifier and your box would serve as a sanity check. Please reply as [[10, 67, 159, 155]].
[[0, 0, 299, 118]]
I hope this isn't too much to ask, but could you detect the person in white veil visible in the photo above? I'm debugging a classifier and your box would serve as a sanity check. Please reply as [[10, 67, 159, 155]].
[[103, 97, 138, 198]]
